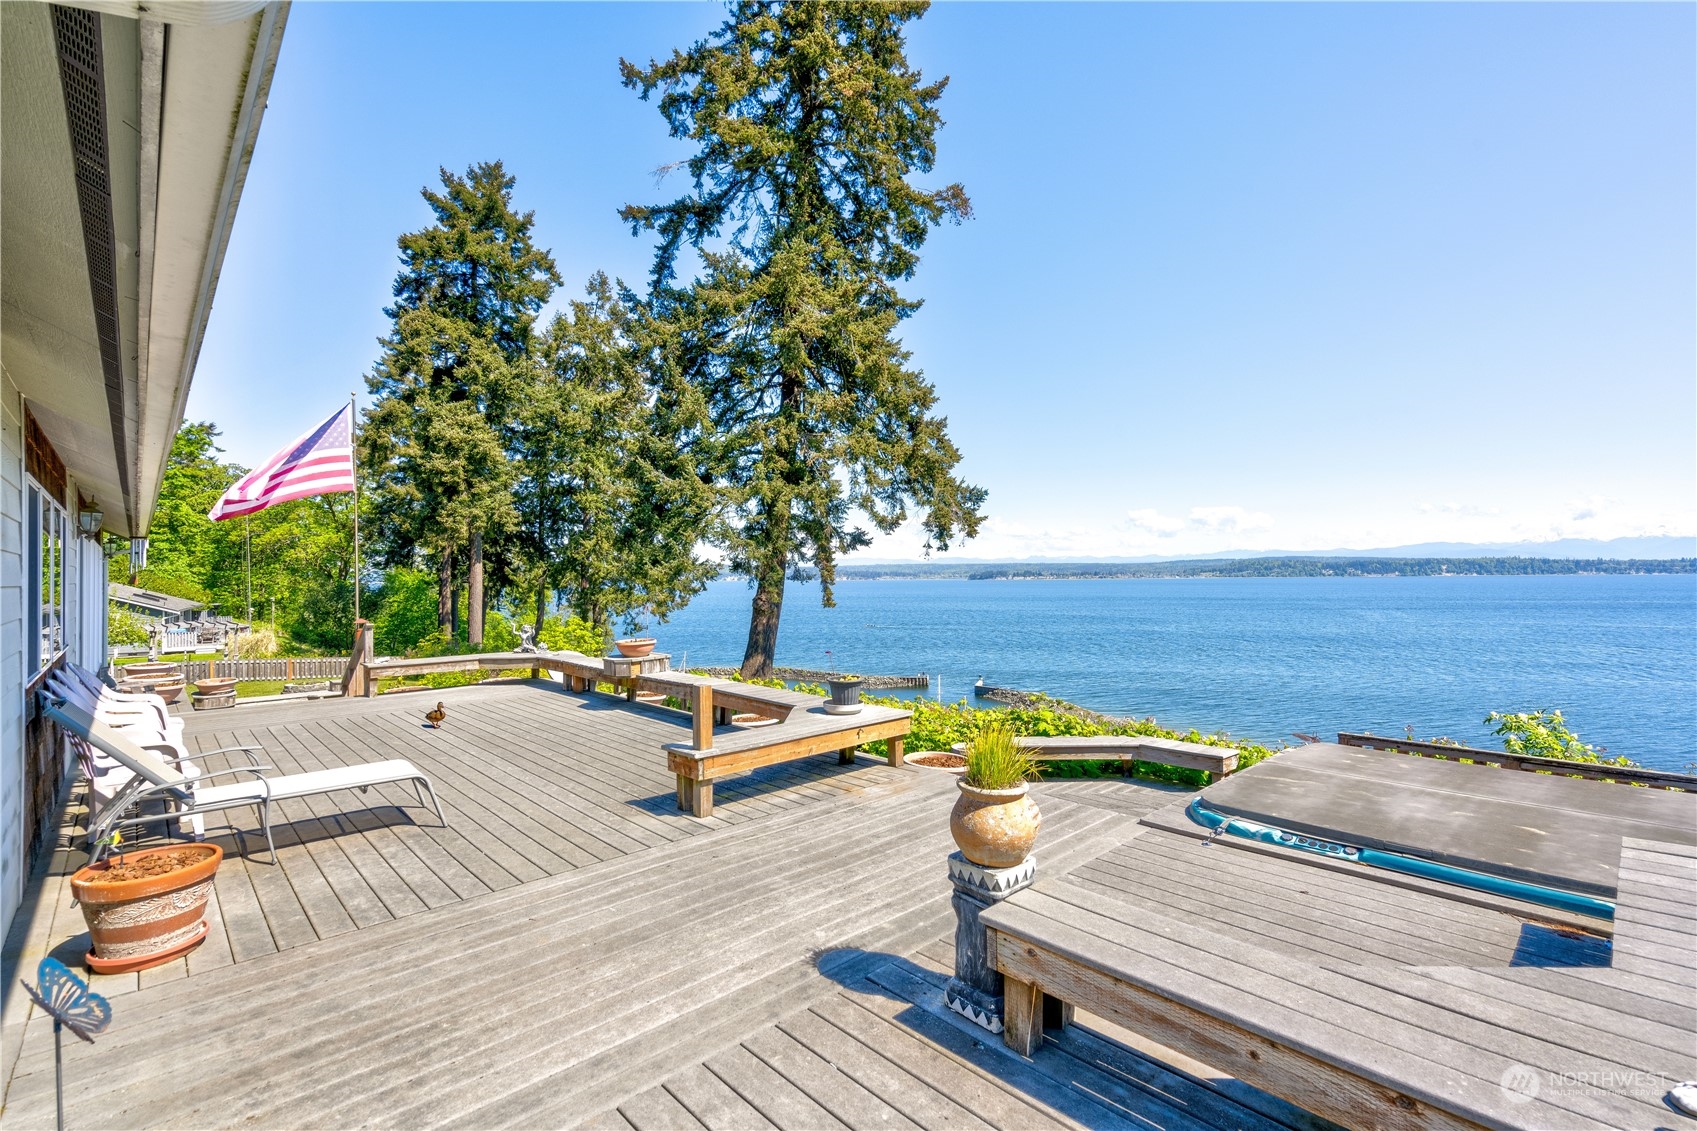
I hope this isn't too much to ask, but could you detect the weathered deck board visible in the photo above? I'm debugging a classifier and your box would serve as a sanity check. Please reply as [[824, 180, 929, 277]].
[[1, 748, 1178, 1130], [11, 682, 1683, 1131]]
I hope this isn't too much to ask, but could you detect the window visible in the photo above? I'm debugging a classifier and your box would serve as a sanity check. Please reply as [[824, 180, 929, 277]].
[[26, 479, 66, 673]]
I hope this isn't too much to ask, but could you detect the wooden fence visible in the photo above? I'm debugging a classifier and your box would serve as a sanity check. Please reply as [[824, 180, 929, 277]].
[[125, 657, 350, 683], [1337, 732, 1696, 792]]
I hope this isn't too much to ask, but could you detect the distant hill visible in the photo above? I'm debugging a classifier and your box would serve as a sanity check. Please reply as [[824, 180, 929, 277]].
[[837, 556, 1696, 580], [846, 535, 1697, 568]]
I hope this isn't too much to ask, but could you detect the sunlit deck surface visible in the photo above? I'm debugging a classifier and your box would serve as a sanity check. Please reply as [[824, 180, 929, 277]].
[[0, 681, 1684, 1129]]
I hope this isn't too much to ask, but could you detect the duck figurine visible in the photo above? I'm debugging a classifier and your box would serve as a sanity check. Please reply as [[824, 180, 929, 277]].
[[425, 702, 446, 729]]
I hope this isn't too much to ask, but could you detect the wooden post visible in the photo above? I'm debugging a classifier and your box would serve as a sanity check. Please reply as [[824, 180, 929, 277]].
[[887, 735, 905, 768], [838, 745, 856, 765], [693, 684, 714, 751], [689, 778, 713, 819], [208, 659, 216, 679], [286, 658, 294, 681], [1001, 975, 1044, 1057], [346, 618, 375, 698]]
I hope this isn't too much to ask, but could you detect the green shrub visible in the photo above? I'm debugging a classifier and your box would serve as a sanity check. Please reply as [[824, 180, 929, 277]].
[[482, 613, 520, 652], [856, 694, 1278, 789], [107, 605, 150, 646], [538, 615, 608, 655], [126, 570, 209, 604], [1486, 710, 1634, 768], [963, 722, 1037, 790], [371, 568, 440, 655]]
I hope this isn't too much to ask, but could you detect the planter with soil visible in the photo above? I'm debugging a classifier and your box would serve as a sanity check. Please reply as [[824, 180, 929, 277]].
[[613, 637, 657, 658], [908, 751, 967, 775], [70, 844, 222, 974], [193, 677, 237, 697]]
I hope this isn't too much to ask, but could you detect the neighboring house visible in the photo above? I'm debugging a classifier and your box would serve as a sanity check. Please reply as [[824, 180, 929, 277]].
[[0, 1, 287, 943], [108, 582, 207, 624]]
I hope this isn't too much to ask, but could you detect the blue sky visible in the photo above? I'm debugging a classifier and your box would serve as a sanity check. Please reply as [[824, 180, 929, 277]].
[[190, 1, 1696, 560]]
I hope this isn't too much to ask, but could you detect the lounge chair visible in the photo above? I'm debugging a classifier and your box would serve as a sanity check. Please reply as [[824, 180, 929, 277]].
[[42, 698, 447, 863], [47, 670, 212, 833], [62, 663, 184, 742]]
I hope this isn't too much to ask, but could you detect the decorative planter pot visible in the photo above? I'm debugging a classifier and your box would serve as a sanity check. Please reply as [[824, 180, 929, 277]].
[[193, 677, 237, 697], [152, 679, 186, 705], [614, 637, 657, 658], [907, 751, 967, 775], [70, 844, 222, 974], [122, 662, 177, 680], [825, 677, 865, 716], [949, 781, 1041, 868]]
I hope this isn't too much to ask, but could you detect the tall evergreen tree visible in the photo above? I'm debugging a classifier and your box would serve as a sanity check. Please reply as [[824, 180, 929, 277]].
[[362, 161, 559, 644], [515, 273, 719, 636], [622, 0, 985, 677]]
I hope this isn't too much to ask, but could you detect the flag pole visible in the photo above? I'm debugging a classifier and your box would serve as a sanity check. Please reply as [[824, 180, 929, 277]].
[[244, 516, 252, 623], [351, 393, 360, 624]]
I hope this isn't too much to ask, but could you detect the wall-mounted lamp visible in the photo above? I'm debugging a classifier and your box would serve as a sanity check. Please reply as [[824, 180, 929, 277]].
[[77, 507, 103, 536]]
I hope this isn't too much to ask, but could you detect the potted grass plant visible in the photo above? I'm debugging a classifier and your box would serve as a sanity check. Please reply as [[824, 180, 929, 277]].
[[825, 675, 865, 715], [70, 842, 222, 974], [949, 722, 1042, 868]]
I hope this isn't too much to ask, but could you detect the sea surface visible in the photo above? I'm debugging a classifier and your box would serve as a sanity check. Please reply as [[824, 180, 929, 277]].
[[631, 574, 1697, 772]]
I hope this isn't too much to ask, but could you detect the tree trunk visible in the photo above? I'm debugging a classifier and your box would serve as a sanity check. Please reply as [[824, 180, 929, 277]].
[[533, 587, 546, 639], [740, 554, 786, 679], [468, 532, 484, 645], [438, 549, 455, 635]]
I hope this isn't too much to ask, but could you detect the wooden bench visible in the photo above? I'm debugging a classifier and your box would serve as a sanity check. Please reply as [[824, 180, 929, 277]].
[[979, 838, 1696, 1130], [629, 672, 823, 724], [951, 735, 1237, 778], [663, 684, 910, 818]]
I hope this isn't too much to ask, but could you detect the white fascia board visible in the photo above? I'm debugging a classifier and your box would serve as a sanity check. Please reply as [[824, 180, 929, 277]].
[[131, 2, 289, 534]]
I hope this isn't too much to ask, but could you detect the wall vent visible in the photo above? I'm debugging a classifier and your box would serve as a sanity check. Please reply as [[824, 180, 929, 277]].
[[49, 5, 131, 525]]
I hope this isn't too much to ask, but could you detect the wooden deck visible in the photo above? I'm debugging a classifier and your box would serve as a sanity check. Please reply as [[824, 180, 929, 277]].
[[5, 682, 1685, 1129], [1, 681, 1325, 1130]]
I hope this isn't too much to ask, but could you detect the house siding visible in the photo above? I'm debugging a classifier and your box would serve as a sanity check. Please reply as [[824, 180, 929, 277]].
[[1, 369, 25, 941]]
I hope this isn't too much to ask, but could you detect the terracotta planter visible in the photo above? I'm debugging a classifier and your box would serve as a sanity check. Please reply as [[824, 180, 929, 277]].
[[949, 781, 1041, 868], [123, 662, 177, 679], [614, 637, 656, 658], [70, 844, 221, 974], [193, 677, 237, 697], [147, 679, 186, 705]]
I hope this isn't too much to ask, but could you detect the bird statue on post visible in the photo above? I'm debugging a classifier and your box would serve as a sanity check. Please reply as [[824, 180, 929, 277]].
[[425, 702, 446, 729]]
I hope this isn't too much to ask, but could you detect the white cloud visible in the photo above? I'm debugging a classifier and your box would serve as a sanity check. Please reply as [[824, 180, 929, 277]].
[[1188, 505, 1274, 533], [1125, 508, 1185, 537]]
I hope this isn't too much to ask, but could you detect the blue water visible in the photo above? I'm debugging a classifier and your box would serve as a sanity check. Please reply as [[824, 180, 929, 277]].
[[630, 575, 1697, 772]]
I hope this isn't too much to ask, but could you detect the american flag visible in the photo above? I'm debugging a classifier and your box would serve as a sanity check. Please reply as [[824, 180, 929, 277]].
[[208, 405, 356, 521]]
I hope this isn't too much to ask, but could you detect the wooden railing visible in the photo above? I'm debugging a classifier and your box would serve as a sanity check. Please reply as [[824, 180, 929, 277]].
[[114, 657, 350, 682], [1337, 732, 1697, 792]]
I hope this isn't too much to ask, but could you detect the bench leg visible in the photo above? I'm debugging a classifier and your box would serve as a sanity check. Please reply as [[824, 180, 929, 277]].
[[838, 745, 856, 765], [676, 774, 687, 810], [887, 735, 905, 768], [688, 778, 713, 819], [1002, 975, 1044, 1057]]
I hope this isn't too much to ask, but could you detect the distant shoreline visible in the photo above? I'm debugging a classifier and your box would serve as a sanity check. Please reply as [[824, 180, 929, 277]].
[[830, 557, 1697, 581]]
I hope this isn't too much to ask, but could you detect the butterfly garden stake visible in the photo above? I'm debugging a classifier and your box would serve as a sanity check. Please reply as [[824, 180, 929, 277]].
[[21, 957, 112, 1131]]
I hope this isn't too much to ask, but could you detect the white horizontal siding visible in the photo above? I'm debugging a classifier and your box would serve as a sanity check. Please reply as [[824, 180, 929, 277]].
[[0, 369, 25, 941]]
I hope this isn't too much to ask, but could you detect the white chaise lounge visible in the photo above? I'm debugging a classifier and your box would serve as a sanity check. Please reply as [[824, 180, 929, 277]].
[[43, 698, 446, 863]]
